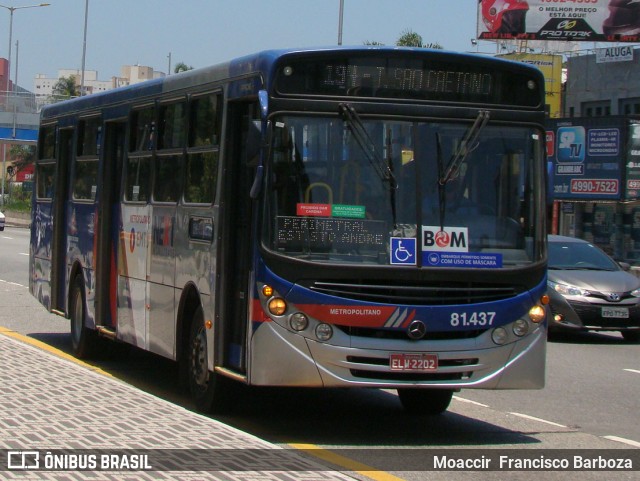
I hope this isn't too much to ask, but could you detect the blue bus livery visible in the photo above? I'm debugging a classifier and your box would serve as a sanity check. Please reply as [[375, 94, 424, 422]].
[[30, 47, 549, 414]]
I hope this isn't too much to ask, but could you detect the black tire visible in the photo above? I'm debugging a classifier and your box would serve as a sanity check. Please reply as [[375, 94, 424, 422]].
[[187, 307, 234, 413], [69, 276, 99, 358], [397, 388, 453, 415], [621, 330, 640, 343]]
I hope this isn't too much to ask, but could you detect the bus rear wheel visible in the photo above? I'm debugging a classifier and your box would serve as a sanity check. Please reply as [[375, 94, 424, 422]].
[[69, 276, 99, 358], [187, 307, 233, 413], [397, 388, 453, 415]]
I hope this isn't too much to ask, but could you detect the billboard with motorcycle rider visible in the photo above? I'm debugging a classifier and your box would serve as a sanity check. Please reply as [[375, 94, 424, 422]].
[[478, 0, 640, 42]]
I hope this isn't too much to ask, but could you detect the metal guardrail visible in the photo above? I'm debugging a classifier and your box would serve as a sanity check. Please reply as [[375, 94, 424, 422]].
[[1, 90, 75, 115]]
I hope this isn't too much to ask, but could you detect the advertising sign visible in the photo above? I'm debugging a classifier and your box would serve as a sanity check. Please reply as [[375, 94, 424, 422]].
[[596, 46, 634, 63], [548, 118, 624, 201], [625, 121, 640, 199], [478, 1, 640, 43]]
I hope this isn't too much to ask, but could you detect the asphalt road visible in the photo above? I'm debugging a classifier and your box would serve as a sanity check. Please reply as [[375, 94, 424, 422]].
[[1, 226, 639, 480]]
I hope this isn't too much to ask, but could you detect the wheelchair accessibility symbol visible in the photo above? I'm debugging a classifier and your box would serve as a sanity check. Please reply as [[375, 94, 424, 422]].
[[390, 237, 417, 265]]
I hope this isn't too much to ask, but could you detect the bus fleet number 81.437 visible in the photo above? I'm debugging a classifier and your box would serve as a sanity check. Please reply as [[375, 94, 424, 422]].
[[450, 312, 496, 327]]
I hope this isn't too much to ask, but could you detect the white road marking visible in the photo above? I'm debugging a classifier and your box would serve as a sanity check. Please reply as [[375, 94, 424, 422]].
[[509, 412, 567, 428], [0, 279, 26, 288], [453, 396, 489, 408], [19, 252, 29, 256], [603, 436, 640, 448], [623, 369, 640, 375]]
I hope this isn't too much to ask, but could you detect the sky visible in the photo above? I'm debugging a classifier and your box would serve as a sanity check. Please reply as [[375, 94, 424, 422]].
[[0, 0, 486, 90]]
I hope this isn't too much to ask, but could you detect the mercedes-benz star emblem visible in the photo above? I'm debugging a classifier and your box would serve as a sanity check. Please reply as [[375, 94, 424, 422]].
[[407, 320, 426, 340]]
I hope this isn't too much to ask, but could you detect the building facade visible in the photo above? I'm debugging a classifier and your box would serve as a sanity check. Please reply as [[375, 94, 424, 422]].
[[564, 46, 640, 118], [33, 65, 166, 99]]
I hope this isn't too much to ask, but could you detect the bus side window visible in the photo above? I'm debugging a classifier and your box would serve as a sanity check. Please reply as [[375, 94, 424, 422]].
[[36, 163, 56, 199], [125, 106, 155, 203], [36, 124, 57, 200], [77, 117, 102, 157], [184, 93, 222, 204], [130, 107, 155, 152], [158, 101, 186, 150], [189, 93, 221, 147], [154, 100, 186, 203], [154, 154, 181, 202], [73, 159, 98, 201], [124, 156, 150, 203], [38, 125, 57, 160]]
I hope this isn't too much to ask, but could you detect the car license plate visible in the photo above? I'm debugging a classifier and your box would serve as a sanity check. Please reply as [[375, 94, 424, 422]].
[[390, 353, 438, 371], [602, 307, 629, 318]]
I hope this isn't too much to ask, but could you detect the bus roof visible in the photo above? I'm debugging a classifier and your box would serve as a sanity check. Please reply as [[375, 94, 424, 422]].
[[40, 46, 543, 120]]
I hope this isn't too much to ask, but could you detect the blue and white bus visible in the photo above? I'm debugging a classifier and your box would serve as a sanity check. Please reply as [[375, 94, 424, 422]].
[[30, 47, 548, 414]]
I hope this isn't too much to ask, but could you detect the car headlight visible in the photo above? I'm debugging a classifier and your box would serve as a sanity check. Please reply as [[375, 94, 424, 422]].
[[548, 280, 590, 297], [631, 288, 640, 298]]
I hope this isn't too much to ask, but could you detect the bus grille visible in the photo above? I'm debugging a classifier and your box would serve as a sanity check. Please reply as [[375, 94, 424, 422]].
[[350, 370, 469, 381], [347, 356, 478, 382], [305, 280, 520, 305], [336, 325, 487, 340]]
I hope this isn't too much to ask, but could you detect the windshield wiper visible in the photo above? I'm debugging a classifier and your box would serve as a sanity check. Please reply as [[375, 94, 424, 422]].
[[435, 132, 446, 232], [439, 110, 490, 185], [339, 103, 397, 189], [434, 110, 490, 231]]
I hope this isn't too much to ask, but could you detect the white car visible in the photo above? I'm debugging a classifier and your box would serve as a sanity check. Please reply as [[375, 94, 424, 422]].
[[0, 211, 4, 231]]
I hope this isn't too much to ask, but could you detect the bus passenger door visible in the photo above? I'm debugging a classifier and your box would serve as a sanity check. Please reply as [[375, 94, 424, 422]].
[[50, 128, 73, 313], [217, 101, 259, 373], [95, 121, 126, 332]]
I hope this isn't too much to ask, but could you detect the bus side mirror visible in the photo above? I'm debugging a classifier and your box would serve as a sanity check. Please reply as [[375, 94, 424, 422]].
[[248, 90, 270, 199], [245, 120, 262, 166], [249, 120, 272, 199]]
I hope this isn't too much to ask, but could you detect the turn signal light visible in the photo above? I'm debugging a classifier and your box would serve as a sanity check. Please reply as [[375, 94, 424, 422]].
[[262, 285, 274, 297], [528, 305, 546, 323], [268, 297, 287, 316]]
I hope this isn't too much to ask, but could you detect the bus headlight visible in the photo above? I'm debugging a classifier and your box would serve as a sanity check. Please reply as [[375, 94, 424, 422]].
[[289, 312, 309, 331], [315, 323, 333, 342], [268, 298, 287, 316], [528, 305, 546, 323], [512, 319, 529, 337], [492, 327, 508, 345]]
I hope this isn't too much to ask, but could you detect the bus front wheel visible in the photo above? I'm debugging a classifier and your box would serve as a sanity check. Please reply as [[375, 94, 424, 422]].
[[69, 276, 99, 358], [397, 388, 453, 415], [187, 307, 233, 413]]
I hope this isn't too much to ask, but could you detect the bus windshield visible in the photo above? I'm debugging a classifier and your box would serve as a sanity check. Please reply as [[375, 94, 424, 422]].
[[264, 113, 544, 268]]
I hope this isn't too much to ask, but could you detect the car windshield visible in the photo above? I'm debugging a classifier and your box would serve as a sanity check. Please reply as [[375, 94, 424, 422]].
[[548, 240, 619, 271], [262, 114, 545, 268]]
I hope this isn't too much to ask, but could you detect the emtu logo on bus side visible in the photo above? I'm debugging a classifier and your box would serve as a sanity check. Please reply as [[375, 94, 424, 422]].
[[422, 226, 468, 252]]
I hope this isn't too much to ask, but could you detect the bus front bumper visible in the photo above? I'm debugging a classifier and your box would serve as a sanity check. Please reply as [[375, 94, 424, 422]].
[[249, 321, 546, 390]]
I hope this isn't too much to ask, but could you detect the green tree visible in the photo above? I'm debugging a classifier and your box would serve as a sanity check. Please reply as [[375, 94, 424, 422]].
[[364, 29, 443, 49], [52, 75, 79, 99], [396, 29, 443, 49], [174, 62, 194, 74]]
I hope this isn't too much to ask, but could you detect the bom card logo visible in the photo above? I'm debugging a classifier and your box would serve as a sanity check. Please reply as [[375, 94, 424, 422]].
[[422, 226, 468, 253]]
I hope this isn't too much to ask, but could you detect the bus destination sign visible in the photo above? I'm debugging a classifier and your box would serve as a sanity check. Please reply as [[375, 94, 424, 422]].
[[276, 54, 542, 107], [276, 216, 386, 253]]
